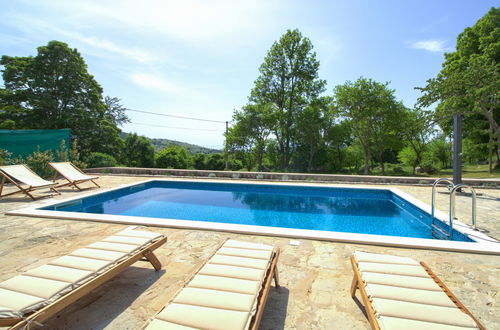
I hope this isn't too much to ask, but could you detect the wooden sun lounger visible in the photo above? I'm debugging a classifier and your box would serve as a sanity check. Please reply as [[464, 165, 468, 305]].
[[0, 164, 60, 200], [350, 251, 485, 329], [143, 239, 280, 330], [0, 227, 167, 330], [49, 162, 100, 191]]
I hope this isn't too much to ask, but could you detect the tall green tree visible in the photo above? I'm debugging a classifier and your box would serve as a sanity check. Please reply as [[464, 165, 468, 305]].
[[417, 7, 500, 171], [333, 78, 403, 174], [250, 29, 326, 170], [0, 41, 128, 154], [123, 133, 155, 168]]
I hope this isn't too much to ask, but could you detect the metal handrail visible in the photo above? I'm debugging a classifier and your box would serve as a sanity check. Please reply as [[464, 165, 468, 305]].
[[431, 178, 455, 223], [450, 184, 477, 232]]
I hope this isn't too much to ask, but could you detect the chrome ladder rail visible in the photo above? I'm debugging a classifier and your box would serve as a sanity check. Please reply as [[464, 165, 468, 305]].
[[449, 184, 477, 238], [431, 178, 455, 240]]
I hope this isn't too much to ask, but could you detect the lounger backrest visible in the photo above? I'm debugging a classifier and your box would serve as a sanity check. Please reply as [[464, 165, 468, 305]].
[[49, 162, 89, 181], [0, 227, 164, 320], [0, 165, 53, 187], [145, 239, 277, 330]]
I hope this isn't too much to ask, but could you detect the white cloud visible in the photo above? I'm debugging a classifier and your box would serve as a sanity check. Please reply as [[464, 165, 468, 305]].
[[129, 73, 184, 93], [411, 40, 446, 52]]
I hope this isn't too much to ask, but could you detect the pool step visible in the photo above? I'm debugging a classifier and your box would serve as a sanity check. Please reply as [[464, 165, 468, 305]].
[[431, 223, 450, 240]]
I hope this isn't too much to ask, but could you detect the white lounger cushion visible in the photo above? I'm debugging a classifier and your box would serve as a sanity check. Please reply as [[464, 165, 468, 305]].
[[0, 227, 163, 319], [354, 251, 479, 329], [146, 239, 275, 330]]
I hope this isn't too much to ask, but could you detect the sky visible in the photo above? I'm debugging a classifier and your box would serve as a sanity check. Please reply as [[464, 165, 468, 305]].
[[0, 0, 497, 149]]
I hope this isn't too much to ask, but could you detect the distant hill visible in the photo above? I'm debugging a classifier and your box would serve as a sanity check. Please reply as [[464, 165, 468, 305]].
[[120, 132, 221, 154]]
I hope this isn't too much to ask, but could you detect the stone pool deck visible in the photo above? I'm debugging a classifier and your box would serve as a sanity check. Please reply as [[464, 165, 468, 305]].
[[0, 175, 499, 329]]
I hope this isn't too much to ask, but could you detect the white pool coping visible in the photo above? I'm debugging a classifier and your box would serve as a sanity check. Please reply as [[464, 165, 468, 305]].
[[7, 179, 500, 255]]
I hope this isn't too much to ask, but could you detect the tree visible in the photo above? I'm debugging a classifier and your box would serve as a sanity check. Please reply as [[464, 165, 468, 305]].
[[333, 78, 403, 174], [0, 41, 128, 154], [205, 153, 225, 170], [227, 103, 274, 171], [250, 29, 326, 170], [193, 153, 207, 170], [417, 8, 500, 171], [155, 146, 191, 169], [123, 133, 155, 168]]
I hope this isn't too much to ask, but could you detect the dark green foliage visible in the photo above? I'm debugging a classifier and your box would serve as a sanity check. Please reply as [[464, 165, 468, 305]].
[[85, 152, 118, 168], [123, 133, 155, 168], [193, 153, 207, 170], [227, 158, 243, 171], [205, 153, 225, 170], [155, 146, 192, 169]]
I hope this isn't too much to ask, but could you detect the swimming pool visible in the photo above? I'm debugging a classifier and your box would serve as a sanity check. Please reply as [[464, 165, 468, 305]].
[[41, 181, 471, 241], [9, 179, 499, 254]]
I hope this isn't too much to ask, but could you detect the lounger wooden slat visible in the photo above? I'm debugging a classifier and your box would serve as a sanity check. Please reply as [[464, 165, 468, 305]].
[[143, 239, 280, 330], [0, 164, 60, 200], [0, 227, 167, 329], [49, 162, 100, 191], [350, 251, 485, 330]]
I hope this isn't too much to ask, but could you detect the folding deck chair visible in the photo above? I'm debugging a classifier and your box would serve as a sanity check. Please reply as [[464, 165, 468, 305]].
[[0, 227, 167, 330], [143, 239, 280, 330], [49, 162, 100, 191], [0, 164, 60, 200], [350, 251, 485, 329]]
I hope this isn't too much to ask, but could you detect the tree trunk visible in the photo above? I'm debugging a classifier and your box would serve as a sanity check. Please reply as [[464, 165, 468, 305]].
[[363, 147, 371, 175]]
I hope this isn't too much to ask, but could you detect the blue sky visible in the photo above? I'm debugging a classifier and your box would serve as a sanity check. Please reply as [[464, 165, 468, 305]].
[[0, 0, 497, 148]]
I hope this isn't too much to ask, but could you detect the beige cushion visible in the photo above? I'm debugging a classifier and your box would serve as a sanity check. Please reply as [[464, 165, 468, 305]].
[[199, 264, 265, 282], [354, 251, 419, 265], [25, 264, 94, 285], [188, 274, 261, 295], [209, 254, 270, 270], [358, 262, 430, 278], [378, 316, 478, 329], [49, 255, 112, 272], [365, 284, 456, 308], [0, 275, 72, 299], [71, 248, 128, 262], [223, 240, 273, 251], [117, 228, 163, 240], [174, 287, 255, 312], [372, 298, 477, 328], [87, 241, 140, 253], [102, 235, 151, 246], [0, 288, 45, 317], [361, 272, 442, 291], [156, 303, 250, 330], [217, 247, 273, 260], [145, 319, 198, 330]]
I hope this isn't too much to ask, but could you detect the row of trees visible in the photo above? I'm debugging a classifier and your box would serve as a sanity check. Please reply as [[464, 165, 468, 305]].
[[227, 8, 499, 174]]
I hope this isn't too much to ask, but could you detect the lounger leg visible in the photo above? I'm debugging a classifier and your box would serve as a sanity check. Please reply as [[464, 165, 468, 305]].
[[350, 275, 358, 297], [273, 265, 280, 287], [91, 179, 100, 188], [142, 250, 162, 271], [0, 176, 5, 196]]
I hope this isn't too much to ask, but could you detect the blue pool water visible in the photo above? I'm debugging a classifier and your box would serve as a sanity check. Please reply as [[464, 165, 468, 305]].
[[42, 181, 473, 242]]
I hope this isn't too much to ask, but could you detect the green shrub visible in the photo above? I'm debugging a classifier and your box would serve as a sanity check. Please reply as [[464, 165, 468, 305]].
[[193, 153, 206, 170], [26, 147, 55, 178], [205, 153, 225, 170], [155, 146, 191, 169], [86, 152, 117, 168], [228, 158, 243, 171], [0, 149, 12, 165]]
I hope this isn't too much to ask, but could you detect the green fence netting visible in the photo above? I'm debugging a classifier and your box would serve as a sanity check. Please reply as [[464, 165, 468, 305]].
[[0, 129, 70, 158]]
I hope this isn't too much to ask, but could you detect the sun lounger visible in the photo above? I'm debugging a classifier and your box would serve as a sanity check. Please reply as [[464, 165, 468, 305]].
[[49, 162, 100, 190], [350, 251, 485, 329], [143, 239, 280, 330], [0, 164, 60, 200], [0, 227, 167, 329]]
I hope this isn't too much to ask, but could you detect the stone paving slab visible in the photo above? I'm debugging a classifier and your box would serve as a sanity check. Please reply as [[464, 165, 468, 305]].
[[0, 175, 498, 329]]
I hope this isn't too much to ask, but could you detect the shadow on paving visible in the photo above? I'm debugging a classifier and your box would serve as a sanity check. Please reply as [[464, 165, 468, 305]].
[[259, 286, 290, 330]]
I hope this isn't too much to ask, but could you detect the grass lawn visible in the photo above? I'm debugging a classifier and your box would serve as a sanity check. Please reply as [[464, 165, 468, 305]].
[[367, 163, 500, 179]]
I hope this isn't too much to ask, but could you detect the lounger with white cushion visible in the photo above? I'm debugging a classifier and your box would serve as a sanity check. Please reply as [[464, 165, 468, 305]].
[[350, 251, 485, 329], [49, 162, 100, 190], [0, 164, 60, 200], [144, 239, 280, 330], [0, 227, 167, 329]]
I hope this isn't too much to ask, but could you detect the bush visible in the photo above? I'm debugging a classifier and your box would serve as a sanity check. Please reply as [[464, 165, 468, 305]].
[[0, 149, 12, 166], [25, 147, 55, 178], [205, 153, 225, 170], [392, 165, 405, 175], [155, 146, 191, 169], [85, 152, 118, 168], [193, 153, 206, 170], [228, 158, 243, 171]]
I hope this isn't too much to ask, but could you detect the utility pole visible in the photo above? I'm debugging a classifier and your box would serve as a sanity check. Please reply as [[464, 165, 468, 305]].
[[453, 114, 463, 186], [224, 120, 229, 170]]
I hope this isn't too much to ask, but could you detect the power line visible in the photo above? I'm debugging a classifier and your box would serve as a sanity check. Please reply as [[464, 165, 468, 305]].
[[129, 122, 223, 132], [126, 108, 226, 124]]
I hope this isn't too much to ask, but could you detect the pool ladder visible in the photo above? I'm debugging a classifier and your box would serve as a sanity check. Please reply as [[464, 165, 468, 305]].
[[431, 179, 477, 240]]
